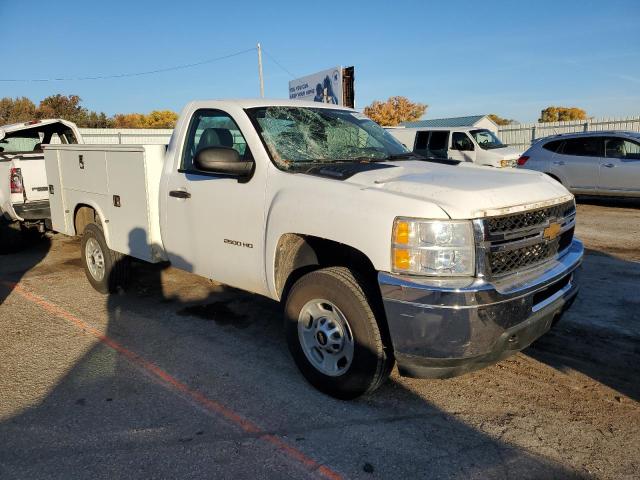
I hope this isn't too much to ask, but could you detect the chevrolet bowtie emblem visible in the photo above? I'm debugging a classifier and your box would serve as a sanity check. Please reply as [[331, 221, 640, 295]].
[[543, 222, 562, 240]]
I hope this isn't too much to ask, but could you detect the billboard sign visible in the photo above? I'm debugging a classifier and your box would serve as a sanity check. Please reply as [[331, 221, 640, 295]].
[[289, 67, 343, 105]]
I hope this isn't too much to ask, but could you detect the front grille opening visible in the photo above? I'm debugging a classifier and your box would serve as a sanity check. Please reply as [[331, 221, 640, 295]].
[[532, 274, 572, 308], [558, 226, 574, 252], [486, 201, 575, 235], [489, 241, 555, 276]]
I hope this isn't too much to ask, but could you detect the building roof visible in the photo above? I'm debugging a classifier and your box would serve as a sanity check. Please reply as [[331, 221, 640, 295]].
[[400, 115, 490, 128]]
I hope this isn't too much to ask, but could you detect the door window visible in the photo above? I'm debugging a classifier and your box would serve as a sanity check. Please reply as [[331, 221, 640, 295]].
[[428, 131, 448, 156], [414, 131, 430, 151], [542, 139, 563, 152], [182, 109, 250, 171], [561, 137, 604, 157], [452, 132, 474, 151], [605, 138, 640, 160]]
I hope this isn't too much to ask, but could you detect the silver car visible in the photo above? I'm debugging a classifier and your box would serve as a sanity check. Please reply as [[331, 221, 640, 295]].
[[517, 131, 640, 197]]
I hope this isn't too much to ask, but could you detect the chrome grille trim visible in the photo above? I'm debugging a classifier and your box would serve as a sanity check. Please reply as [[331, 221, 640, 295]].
[[474, 200, 576, 278]]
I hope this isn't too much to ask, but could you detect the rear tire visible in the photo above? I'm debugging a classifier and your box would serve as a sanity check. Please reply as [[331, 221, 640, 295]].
[[80, 223, 130, 294], [284, 267, 393, 399]]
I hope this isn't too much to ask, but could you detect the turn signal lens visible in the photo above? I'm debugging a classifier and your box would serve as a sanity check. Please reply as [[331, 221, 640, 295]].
[[393, 248, 411, 270], [393, 220, 411, 245]]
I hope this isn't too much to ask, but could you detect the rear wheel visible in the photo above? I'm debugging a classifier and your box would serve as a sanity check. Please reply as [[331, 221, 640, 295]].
[[284, 267, 393, 399], [80, 223, 130, 294]]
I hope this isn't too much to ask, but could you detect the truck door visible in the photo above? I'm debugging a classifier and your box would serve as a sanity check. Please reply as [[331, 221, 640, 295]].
[[161, 109, 267, 295], [449, 132, 476, 163]]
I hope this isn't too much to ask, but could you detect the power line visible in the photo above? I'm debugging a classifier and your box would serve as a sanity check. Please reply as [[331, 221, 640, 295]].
[[262, 48, 297, 78], [0, 47, 257, 82]]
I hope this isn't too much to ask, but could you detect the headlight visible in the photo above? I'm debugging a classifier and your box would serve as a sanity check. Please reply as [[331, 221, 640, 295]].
[[391, 218, 475, 276], [500, 159, 516, 168]]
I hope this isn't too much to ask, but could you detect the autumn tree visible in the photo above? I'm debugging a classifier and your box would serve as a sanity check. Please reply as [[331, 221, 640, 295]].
[[0, 97, 37, 124], [363, 96, 427, 126], [538, 106, 587, 123], [144, 110, 178, 128], [1, 94, 176, 129], [113, 113, 147, 128], [488, 114, 516, 126], [112, 111, 177, 128]]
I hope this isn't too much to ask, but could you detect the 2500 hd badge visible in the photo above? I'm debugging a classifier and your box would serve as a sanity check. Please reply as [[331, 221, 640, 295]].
[[224, 238, 254, 249]]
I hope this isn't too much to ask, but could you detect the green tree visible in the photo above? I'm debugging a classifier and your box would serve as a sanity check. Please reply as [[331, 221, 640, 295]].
[[363, 96, 427, 126], [488, 114, 516, 126], [36, 94, 87, 125], [539, 106, 587, 123]]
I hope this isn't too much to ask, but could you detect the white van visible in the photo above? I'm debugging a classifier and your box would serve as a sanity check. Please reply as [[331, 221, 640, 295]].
[[387, 126, 521, 168]]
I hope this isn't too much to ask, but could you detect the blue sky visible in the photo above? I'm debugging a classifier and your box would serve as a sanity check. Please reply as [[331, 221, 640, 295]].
[[1, 0, 639, 123]]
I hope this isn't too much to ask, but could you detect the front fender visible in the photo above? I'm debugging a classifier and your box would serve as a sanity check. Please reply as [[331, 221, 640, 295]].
[[263, 171, 448, 299]]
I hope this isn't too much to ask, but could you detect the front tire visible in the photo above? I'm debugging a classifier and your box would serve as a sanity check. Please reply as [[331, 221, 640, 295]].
[[80, 223, 130, 294], [284, 267, 393, 399]]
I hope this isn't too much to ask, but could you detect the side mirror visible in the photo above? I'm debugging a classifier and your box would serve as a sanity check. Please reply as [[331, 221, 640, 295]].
[[194, 147, 253, 176]]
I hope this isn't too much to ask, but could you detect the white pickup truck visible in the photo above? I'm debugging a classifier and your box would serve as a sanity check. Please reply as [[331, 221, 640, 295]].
[[0, 119, 82, 248], [45, 99, 583, 399]]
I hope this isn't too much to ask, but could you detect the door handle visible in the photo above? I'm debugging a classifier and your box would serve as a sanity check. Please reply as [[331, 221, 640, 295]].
[[169, 190, 191, 199], [553, 161, 565, 166], [602, 163, 615, 168]]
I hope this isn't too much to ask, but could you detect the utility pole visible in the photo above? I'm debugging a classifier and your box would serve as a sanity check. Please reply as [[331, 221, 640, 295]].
[[257, 42, 265, 98]]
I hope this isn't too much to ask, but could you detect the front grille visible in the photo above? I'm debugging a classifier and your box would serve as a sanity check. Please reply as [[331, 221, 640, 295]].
[[479, 201, 576, 277], [486, 201, 575, 236]]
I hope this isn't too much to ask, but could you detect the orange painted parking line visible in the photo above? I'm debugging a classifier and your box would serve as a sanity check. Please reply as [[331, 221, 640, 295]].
[[3, 281, 342, 480]]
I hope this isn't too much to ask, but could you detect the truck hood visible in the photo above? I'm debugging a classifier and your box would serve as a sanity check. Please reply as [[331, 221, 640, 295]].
[[347, 160, 572, 219]]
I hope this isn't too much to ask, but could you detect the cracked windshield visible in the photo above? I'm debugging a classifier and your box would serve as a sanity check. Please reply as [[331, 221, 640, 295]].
[[247, 106, 412, 170]]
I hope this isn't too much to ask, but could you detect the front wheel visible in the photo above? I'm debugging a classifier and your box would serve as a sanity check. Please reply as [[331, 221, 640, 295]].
[[80, 223, 130, 294], [284, 267, 394, 399]]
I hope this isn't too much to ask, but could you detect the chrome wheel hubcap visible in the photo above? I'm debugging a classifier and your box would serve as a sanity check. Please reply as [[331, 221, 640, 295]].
[[298, 299, 354, 376], [85, 237, 105, 281]]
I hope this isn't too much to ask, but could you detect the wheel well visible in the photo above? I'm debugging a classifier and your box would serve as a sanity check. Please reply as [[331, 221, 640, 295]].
[[73, 204, 100, 235], [275, 234, 378, 302], [545, 172, 562, 184], [275, 234, 392, 352]]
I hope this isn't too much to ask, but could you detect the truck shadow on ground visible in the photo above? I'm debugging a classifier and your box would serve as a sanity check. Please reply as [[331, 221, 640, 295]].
[[0, 230, 593, 479], [0, 232, 50, 305], [525, 248, 640, 402]]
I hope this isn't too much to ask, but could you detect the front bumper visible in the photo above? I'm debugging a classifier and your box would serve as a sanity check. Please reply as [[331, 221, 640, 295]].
[[379, 238, 583, 378]]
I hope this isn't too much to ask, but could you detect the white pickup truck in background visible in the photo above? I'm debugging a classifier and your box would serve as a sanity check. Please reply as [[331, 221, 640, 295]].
[[0, 119, 82, 249], [45, 99, 583, 399]]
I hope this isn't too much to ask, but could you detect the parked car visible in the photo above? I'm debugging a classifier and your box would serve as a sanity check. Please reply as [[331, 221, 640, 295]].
[[45, 99, 582, 399], [516, 131, 640, 197], [0, 119, 82, 249], [386, 126, 521, 167]]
